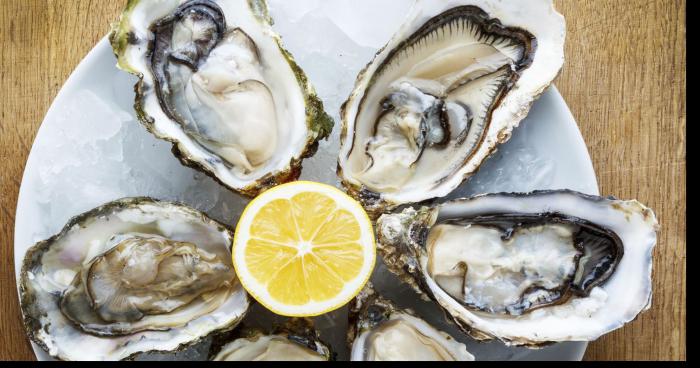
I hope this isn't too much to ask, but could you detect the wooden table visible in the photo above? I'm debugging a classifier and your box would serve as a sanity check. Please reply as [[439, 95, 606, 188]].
[[0, 0, 685, 361]]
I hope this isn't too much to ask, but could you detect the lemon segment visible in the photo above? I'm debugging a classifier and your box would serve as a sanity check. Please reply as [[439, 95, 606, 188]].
[[233, 181, 375, 316]]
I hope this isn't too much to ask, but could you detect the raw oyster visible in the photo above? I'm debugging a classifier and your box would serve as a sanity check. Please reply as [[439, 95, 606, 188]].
[[111, 0, 333, 197], [210, 318, 332, 361], [338, 0, 565, 215], [376, 191, 658, 346], [348, 285, 474, 361], [19, 198, 249, 360]]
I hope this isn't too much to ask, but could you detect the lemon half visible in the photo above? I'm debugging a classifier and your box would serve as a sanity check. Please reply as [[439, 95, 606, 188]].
[[233, 181, 376, 317]]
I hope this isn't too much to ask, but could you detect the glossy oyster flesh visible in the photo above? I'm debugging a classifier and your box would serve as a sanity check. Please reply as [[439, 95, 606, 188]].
[[376, 191, 658, 346], [19, 198, 249, 360], [111, 0, 333, 197], [338, 0, 565, 214], [210, 318, 331, 361], [348, 285, 474, 361]]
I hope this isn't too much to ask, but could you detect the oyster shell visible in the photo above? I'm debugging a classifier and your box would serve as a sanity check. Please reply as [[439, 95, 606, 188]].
[[338, 0, 565, 215], [111, 0, 333, 197], [19, 198, 249, 360], [376, 191, 658, 346], [210, 318, 332, 361], [348, 285, 474, 361]]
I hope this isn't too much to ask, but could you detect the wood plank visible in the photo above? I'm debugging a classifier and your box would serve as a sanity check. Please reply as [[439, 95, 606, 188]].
[[0, 0, 125, 361], [553, 0, 686, 361]]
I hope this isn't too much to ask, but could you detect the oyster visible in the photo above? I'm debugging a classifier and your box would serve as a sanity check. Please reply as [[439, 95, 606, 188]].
[[348, 285, 474, 361], [111, 0, 333, 197], [376, 191, 658, 346], [210, 318, 331, 361], [19, 198, 249, 360], [338, 0, 565, 214]]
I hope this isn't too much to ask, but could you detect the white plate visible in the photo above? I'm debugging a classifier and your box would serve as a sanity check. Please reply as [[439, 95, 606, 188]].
[[14, 0, 596, 361]]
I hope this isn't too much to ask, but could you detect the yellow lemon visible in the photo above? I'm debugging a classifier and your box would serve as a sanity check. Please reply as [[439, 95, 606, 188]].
[[233, 181, 375, 316]]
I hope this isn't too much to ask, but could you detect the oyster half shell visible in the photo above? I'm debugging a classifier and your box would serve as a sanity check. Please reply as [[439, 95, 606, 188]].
[[338, 0, 565, 215], [19, 198, 249, 360], [376, 191, 658, 347], [210, 318, 332, 361], [111, 0, 333, 197], [348, 285, 474, 361]]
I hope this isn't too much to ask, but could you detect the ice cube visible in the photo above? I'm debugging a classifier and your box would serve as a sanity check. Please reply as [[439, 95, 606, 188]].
[[318, 0, 415, 49]]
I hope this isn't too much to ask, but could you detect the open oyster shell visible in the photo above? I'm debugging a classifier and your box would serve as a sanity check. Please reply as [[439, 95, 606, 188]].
[[338, 0, 565, 215], [19, 198, 249, 360], [348, 285, 474, 361], [209, 318, 332, 361], [111, 0, 333, 197], [376, 191, 658, 347]]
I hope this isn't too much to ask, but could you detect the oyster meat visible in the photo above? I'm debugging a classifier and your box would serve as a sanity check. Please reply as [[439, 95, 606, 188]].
[[111, 0, 333, 197], [349, 285, 474, 361], [210, 318, 331, 361], [19, 198, 249, 360], [338, 0, 565, 214], [377, 191, 658, 346]]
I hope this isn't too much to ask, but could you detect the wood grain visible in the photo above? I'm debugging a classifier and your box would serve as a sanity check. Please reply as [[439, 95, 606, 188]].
[[0, 0, 685, 361]]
